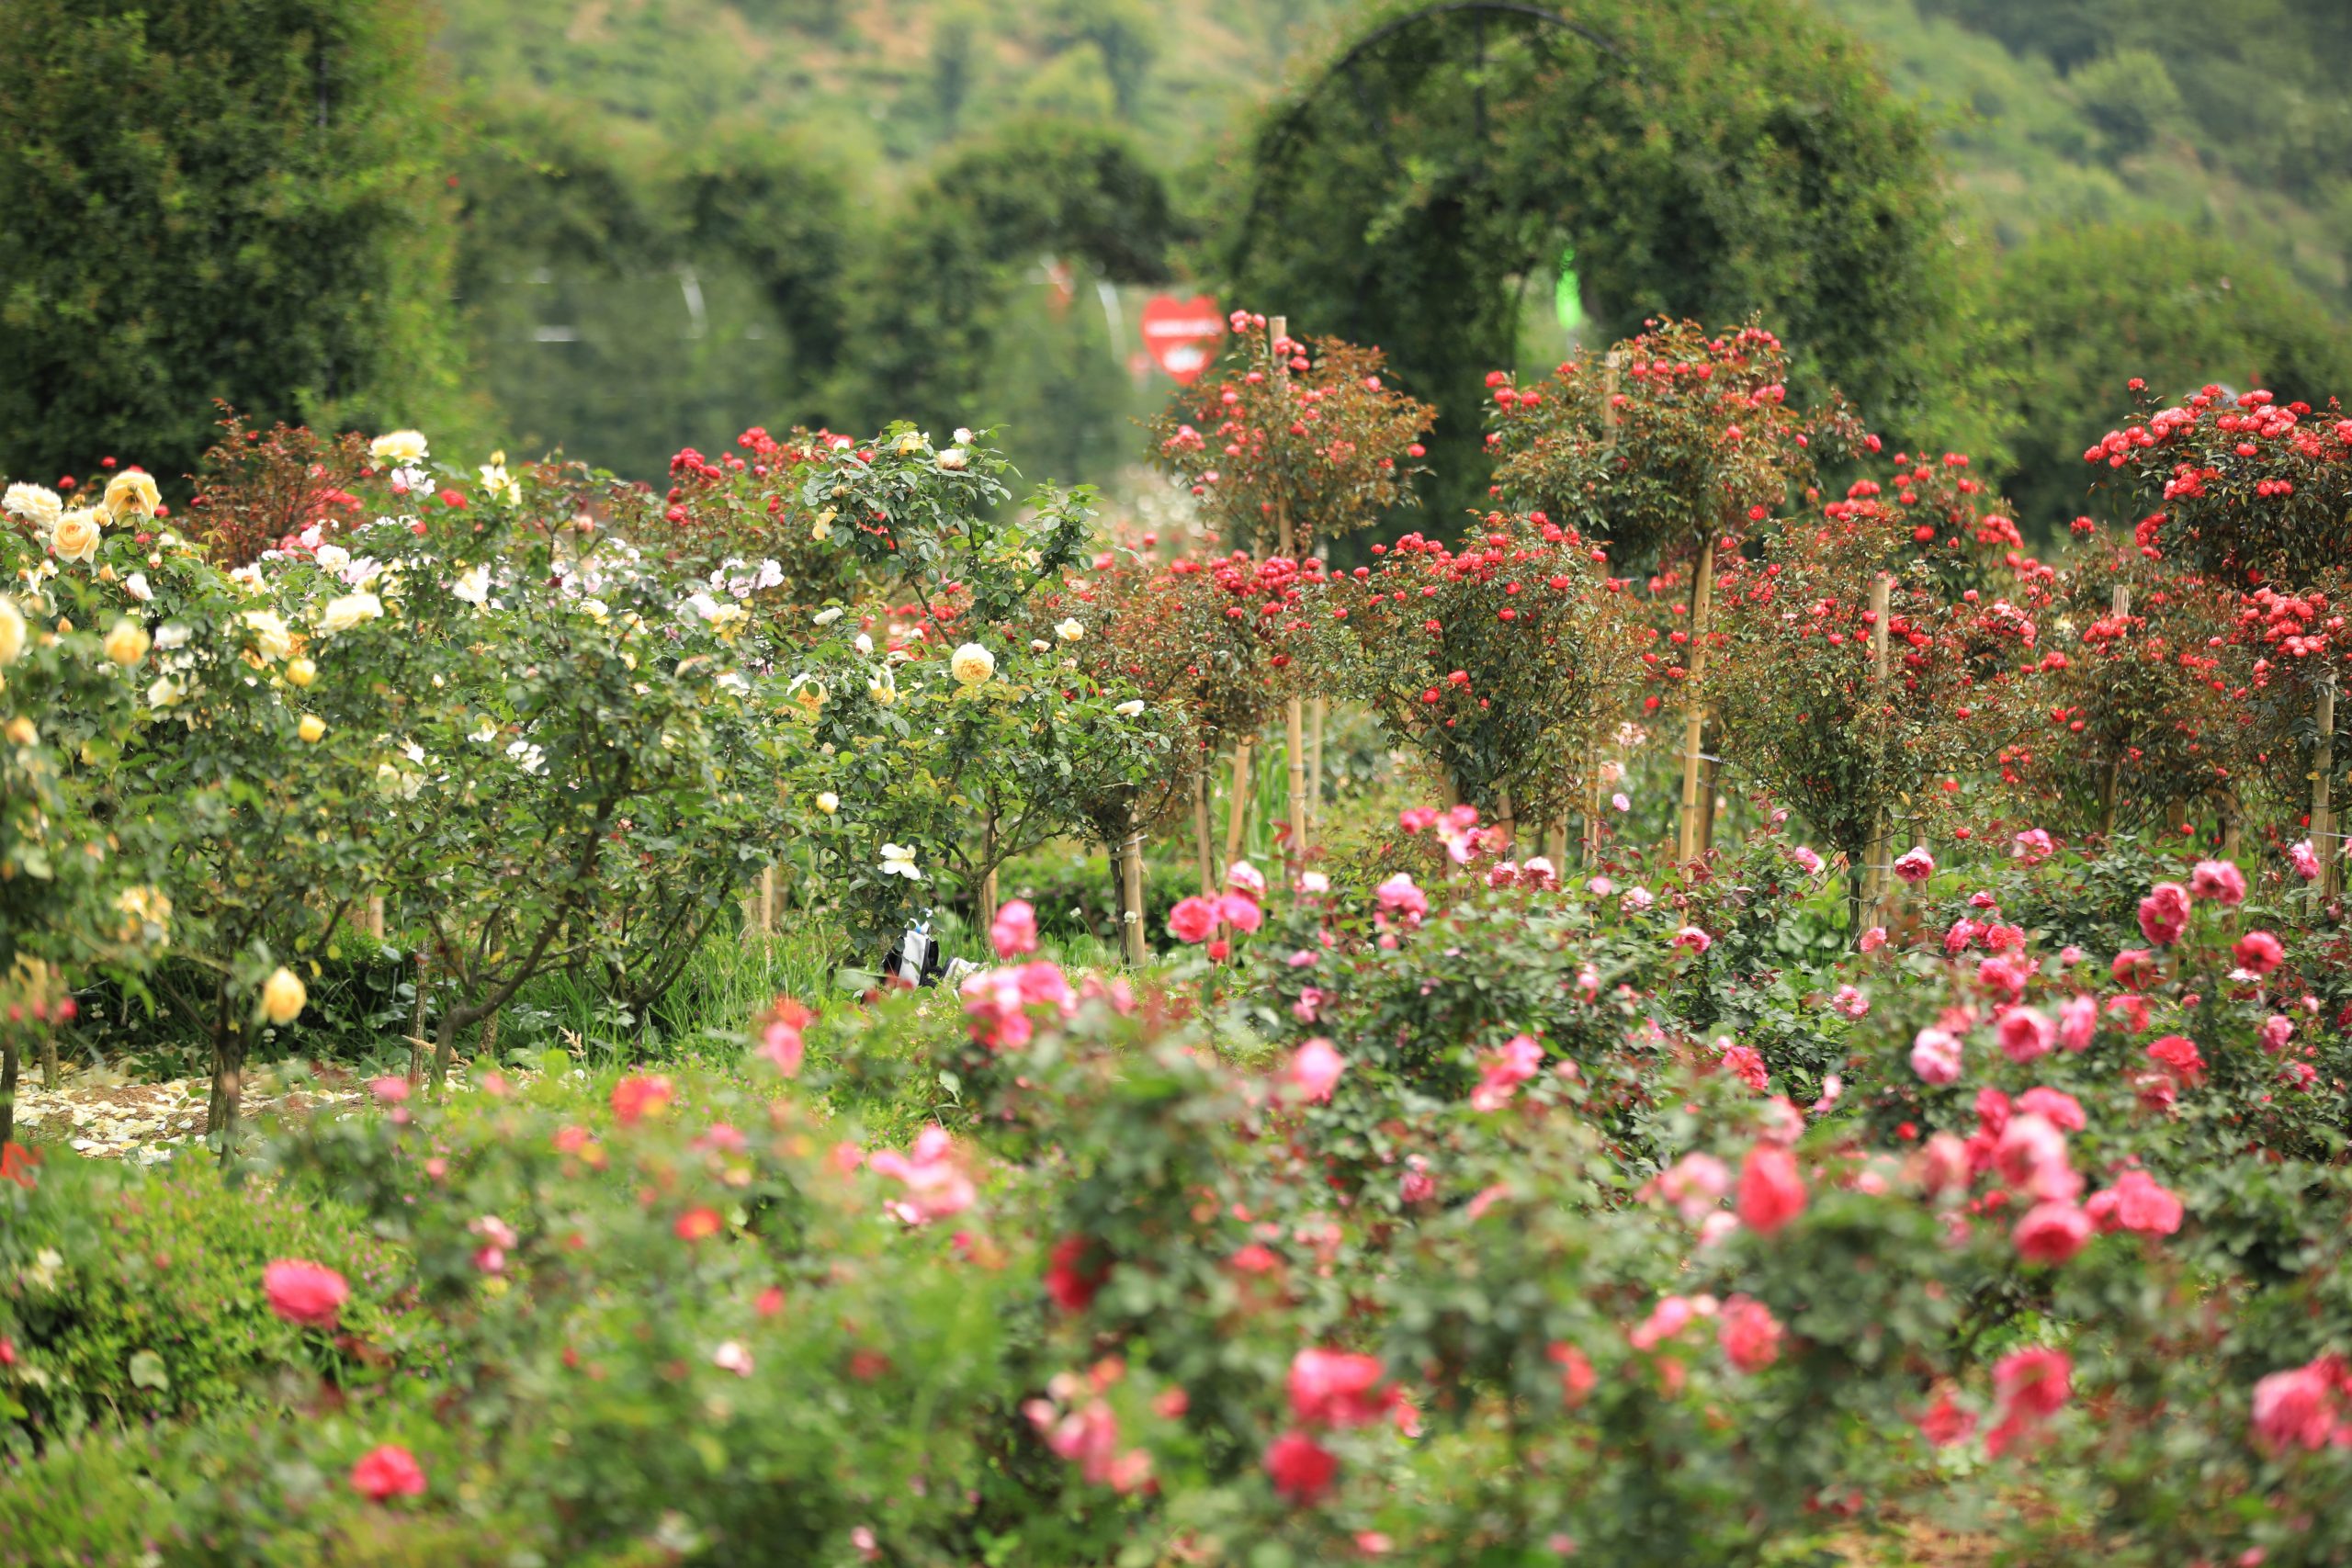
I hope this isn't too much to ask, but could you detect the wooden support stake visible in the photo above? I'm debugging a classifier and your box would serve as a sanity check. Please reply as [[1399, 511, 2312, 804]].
[[1674, 535, 1717, 866], [2098, 585, 2131, 839], [367, 895, 386, 941], [1860, 575, 1894, 931], [1271, 315, 1309, 874], [1194, 762, 1216, 897], [2317, 676, 2339, 901], [1306, 696, 1327, 846], [1121, 818, 1148, 966], [1225, 739, 1254, 869]]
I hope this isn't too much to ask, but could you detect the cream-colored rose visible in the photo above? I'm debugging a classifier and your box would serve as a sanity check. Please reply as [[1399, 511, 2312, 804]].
[[815, 791, 839, 814], [123, 570, 153, 602], [811, 507, 837, 544], [260, 966, 307, 1025], [478, 453, 521, 506], [102, 469, 160, 518], [451, 564, 491, 605], [1114, 699, 1147, 717], [51, 508, 103, 565], [369, 430, 429, 465], [1055, 618, 1084, 642], [706, 604, 749, 642], [241, 609, 295, 662], [114, 886, 171, 946], [4, 483, 62, 534], [146, 676, 182, 709], [297, 714, 326, 743], [316, 592, 384, 634], [286, 656, 317, 688], [0, 597, 24, 665], [936, 447, 969, 471], [103, 619, 150, 666], [949, 641, 995, 687], [4, 716, 35, 746]]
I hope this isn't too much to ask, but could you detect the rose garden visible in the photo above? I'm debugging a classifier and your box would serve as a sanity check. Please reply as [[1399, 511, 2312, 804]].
[[6, 1, 2352, 1563]]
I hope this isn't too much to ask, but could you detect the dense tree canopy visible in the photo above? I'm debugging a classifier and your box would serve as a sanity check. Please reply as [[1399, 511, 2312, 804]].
[[1215, 0, 1988, 517], [0, 0, 463, 491]]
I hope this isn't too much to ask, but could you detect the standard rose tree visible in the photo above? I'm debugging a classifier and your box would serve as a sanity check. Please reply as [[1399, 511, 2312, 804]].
[[1487, 321, 1866, 864], [1148, 315, 1436, 870]]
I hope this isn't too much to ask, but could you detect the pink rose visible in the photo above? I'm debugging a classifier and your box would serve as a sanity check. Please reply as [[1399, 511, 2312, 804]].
[[1858, 925, 1888, 953], [1469, 1033, 1544, 1111], [1166, 895, 1219, 945], [350, 1443, 426, 1501], [2145, 1033, 2205, 1086], [2188, 859, 2245, 906], [2233, 930, 2284, 976], [2011, 829, 2053, 865], [1374, 874, 1429, 928], [2012, 1201, 2092, 1265], [989, 897, 1039, 959], [1893, 846, 1935, 884], [1736, 1143, 1806, 1235], [2251, 1362, 2337, 1455], [1287, 1038, 1345, 1103], [2015, 1087, 2085, 1133], [1910, 1027, 1963, 1086], [1717, 1295, 1784, 1372], [2290, 839, 2322, 881], [1265, 1429, 1339, 1505], [1996, 1007, 2054, 1065], [2085, 1169, 2182, 1236], [1226, 860, 1267, 901], [264, 1259, 350, 1329], [1288, 1348, 1396, 1429], [2058, 994, 2098, 1053], [1216, 891, 1264, 934], [1672, 925, 1713, 955], [2136, 882, 2191, 946]]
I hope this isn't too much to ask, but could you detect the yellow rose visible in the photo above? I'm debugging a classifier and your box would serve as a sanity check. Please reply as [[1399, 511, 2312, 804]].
[[4, 716, 34, 746], [0, 597, 24, 665], [114, 885, 172, 946], [949, 641, 996, 687], [103, 619, 150, 666], [297, 714, 326, 743], [811, 507, 837, 543], [287, 656, 317, 688], [317, 592, 384, 634], [241, 608, 295, 662], [816, 791, 839, 814], [368, 429, 429, 465], [102, 469, 160, 518], [51, 508, 103, 565], [260, 966, 306, 1025]]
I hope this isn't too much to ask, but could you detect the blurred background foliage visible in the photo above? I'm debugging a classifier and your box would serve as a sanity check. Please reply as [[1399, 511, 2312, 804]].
[[2, 0, 2347, 543]]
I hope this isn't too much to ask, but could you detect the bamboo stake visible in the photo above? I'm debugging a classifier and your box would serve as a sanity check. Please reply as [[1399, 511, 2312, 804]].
[[2098, 585, 2130, 839], [1306, 696, 1327, 846], [978, 809, 1000, 940], [367, 895, 386, 941], [1194, 762, 1216, 896], [2317, 675, 2339, 901], [1272, 316, 1309, 874], [1225, 739, 1254, 868], [1860, 575, 1893, 931], [1674, 535, 1717, 866]]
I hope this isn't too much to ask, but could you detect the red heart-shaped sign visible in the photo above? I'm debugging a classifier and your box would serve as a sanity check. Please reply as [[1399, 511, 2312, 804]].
[[1139, 294, 1224, 384]]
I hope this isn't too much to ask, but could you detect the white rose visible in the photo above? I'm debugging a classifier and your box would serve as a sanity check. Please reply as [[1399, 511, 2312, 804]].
[[953, 427, 974, 445], [1055, 618, 1084, 642], [1114, 699, 1147, 717], [369, 430, 429, 464], [4, 484, 62, 534], [949, 642, 995, 687], [812, 606, 844, 626], [936, 448, 968, 471], [123, 571, 153, 603], [317, 592, 384, 634], [451, 564, 491, 606]]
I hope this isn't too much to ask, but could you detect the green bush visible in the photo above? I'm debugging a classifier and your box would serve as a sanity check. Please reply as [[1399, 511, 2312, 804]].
[[2, 1155, 414, 1444]]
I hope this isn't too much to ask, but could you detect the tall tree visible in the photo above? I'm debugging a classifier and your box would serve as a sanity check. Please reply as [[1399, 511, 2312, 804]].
[[0, 0, 465, 491]]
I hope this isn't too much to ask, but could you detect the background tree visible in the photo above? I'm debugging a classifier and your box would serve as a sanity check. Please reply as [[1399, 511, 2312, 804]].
[[1995, 223, 2352, 538], [0, 0, 466, 495]]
